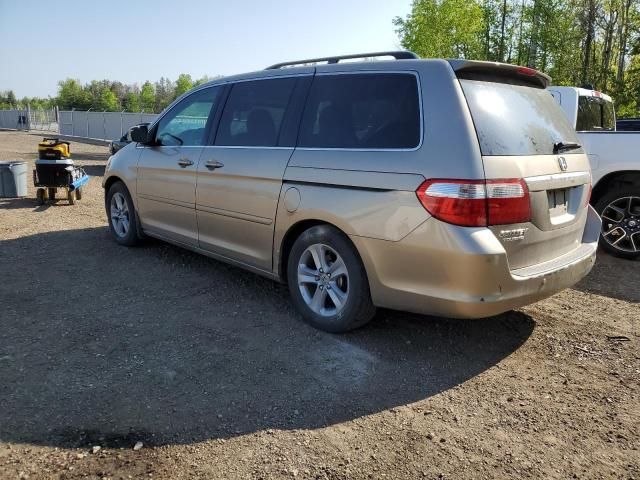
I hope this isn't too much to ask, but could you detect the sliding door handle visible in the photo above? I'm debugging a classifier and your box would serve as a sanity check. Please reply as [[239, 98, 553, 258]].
[[205, 160, 225, 170]]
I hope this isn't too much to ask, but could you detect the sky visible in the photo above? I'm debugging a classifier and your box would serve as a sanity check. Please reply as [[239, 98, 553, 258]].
[[0, 0, 412, 98]]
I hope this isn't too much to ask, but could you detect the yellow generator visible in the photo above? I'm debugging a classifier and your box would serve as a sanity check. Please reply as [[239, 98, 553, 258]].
[[38, 138, 71, 160]]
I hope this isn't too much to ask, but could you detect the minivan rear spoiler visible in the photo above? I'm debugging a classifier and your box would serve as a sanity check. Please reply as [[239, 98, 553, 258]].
[[449, 60, 551, 89]]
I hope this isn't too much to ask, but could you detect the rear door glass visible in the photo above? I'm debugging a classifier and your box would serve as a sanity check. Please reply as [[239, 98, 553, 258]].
[[214, 78, 296, 147], [460, 80, 580, 156]]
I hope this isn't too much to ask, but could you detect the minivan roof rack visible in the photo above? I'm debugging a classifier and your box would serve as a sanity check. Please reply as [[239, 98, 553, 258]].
[[266, 51, 419, 70]]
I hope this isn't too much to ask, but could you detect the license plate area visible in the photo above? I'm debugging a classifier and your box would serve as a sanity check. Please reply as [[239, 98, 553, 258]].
[[547, 187, 574, 224]]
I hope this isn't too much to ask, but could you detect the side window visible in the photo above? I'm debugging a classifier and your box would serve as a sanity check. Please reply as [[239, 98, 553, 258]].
[[576, 97, 592, 131], [298, 73, 420, 149], [215, 78, 296, 147], [155, 86, 221, 146], [602, 101, 615, 130]]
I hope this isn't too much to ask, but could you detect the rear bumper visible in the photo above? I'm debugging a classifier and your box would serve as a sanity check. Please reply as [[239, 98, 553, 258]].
[[352, 205, 601, 318]]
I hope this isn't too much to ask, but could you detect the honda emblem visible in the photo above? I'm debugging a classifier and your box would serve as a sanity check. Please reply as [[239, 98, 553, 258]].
[[558, 156, 568, 171]]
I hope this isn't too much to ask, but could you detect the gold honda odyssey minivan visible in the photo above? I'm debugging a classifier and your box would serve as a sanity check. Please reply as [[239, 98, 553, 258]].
[[103, 52, 600, 332]]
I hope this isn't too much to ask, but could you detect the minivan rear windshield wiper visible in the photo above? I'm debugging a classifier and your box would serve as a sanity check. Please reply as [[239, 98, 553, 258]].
[[553, 141, 582, 154]]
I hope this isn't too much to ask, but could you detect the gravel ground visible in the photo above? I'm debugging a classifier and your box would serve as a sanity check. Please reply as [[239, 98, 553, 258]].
[[0, 130, 638, 480]]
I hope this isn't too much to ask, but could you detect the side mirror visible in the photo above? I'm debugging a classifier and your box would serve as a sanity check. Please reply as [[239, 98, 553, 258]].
[[130, 124, 150, 144]]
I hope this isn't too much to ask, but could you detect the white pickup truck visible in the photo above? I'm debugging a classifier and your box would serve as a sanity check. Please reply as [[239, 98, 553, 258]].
[[549, 86, 640, 259]]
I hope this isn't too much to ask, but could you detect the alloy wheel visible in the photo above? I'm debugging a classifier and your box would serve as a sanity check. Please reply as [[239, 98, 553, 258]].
[[110, 192, 130, 238], [297, 243, 349, 317], [601, 196, 640, 253]]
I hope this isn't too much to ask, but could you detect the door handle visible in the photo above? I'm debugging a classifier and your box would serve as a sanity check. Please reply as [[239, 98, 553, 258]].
[[178, 158, 194, 168], [205, 160, 225, 170]]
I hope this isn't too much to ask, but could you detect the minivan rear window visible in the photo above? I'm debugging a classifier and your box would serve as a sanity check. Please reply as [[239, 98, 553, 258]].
[[460, 80, 581, 156], [298, 73, 420, 149]]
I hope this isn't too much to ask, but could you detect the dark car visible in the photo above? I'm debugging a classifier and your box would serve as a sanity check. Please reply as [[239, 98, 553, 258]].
[[616, 118, 640, 131], [110, 123, 149, 154]]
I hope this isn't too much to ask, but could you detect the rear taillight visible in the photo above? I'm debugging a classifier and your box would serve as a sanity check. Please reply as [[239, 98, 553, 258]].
[[416, 179, 531, 227]]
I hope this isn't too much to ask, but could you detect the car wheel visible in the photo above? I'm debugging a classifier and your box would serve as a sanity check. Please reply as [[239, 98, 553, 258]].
[[287, 225, 376, 333], [76, 187, 83, 200], [106, 181, 139, 246], [67, 189, 76, 205], [48, 188, 56, 201], [594, 187, 640, 259]]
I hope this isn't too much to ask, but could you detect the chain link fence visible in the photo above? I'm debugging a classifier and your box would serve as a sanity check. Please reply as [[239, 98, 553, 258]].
[[0, 108, 59, 131], [28, 108, 59, 131], [58, 110, 158, 141], [0, 107, 157, 141], [0, 109, 30, 130]]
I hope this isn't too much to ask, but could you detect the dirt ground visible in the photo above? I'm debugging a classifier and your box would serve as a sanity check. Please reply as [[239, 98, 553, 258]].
[[0, 130, 638, 480]]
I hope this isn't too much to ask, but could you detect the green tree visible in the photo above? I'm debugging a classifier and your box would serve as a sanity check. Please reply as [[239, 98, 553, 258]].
[[394, 0, 640, 116], [174, 73, 194, 99], [124, 91, 140, 112], [394, 0, 485, 58], [154, 77, 175, 112], [140, 81, 156, 112], [98, 87, 119, 111], [6, 90, 16, 106], [57, 79, 91, 110]]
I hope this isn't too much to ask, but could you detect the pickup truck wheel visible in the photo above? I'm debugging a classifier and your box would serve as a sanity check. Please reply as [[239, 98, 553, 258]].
[[287, 225, 376, 333], [594, 188, 640, 259]]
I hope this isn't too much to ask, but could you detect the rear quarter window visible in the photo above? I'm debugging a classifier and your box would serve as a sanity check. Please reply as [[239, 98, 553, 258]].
[[298, 73, 421, 149], [460, 80, 580, 156]]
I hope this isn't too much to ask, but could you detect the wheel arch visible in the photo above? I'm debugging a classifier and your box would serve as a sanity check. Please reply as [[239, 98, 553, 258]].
[[103, 175, 124, 197], [592, 170, 640, 206], [277, 219, 369, 285]]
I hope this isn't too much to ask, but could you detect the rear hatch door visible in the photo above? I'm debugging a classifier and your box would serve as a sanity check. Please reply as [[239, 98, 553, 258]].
[[453, 61, 592, 270]]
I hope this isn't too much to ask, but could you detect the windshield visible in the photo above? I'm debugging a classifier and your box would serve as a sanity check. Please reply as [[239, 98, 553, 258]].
[[460, 80, 581, 156], [576, 96, 615, 131]]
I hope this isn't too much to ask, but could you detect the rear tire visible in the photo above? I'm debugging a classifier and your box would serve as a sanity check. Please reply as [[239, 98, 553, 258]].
[[106, 181, 140, 246], [594, 187, 640, 259], [36, 188, 46, 205], [287, 225, 376, 333], [48, 188, 56, 201], [67, 189, 76, 205], [76, 188, 83, 200]]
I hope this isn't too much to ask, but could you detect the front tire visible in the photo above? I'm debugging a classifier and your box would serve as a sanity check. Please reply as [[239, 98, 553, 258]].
[[106, 181, 139, 246], [287, 225, 376, 333], [594, 187, 640, 259]]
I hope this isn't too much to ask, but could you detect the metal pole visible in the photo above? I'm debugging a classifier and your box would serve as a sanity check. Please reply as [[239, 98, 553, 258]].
[[87, 108, 92, 138], [71, 108, 75, 136]]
